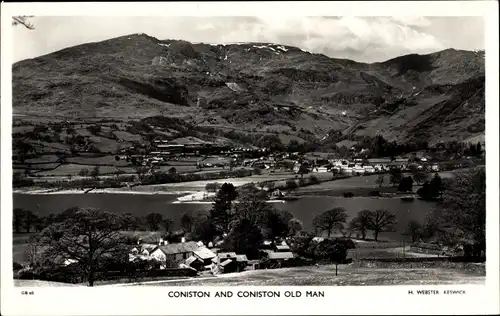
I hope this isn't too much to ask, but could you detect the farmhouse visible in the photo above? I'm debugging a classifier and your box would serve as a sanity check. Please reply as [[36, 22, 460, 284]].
[[267, 252, 294, 261], [274, 244, 291, 252], [185, 256, 205, 271], [151, 241, 200, 263], [193, 247, 217, 265]]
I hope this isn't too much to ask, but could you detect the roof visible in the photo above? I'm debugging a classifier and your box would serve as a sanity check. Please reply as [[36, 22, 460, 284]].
[[157, 241, 199, 255], [367, 158, 392, 163], [217, 252, 237, 259], [193, 247, 216, 260], [312, 237, 325, 243], [267, 252, 294, 260], [235, 255, 248, 262], [185, 256, 201, 266], [275, 245, 291, 251]]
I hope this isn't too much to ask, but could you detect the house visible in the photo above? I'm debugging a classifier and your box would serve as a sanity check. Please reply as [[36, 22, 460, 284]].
[[185, 256, 205, 271], [150, 241, 200, 263], [312, 237, 325, 243], [219, 259, 239, 273], [214, 252, 237, 262], [267, 252, 295, 261], [312, 166, 328, 173], [212, 252, 247, 273], [274, 244, 291, 252], [193, 247, 217, 265], [367, 158, 392, 165]]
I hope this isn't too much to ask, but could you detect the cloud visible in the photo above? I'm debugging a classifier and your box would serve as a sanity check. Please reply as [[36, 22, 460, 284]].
[[12, 16, 484, 63]]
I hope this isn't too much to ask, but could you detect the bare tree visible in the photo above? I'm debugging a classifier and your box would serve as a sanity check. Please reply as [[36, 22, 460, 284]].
[[403, 220, 423, 243], [375, 174, 385, 188], [12, 16, 35, 30], [38, 208, 128, 286], [180, 213, 194, 233], [312, 208, 348, 237], [349, 210, 373, 240], [24, 236, 41, 267], [368, 209, 397, 242]]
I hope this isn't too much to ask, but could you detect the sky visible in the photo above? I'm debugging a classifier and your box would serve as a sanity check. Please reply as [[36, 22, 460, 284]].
[[12, 16, 485, 63]]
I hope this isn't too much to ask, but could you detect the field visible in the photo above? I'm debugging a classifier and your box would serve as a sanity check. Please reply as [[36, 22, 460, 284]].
[[124, 262, 485, 286]]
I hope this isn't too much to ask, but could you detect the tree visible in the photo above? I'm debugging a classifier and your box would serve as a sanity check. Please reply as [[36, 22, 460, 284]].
[[331, 167, 340, 179], [79, 168, 90, 177], [264, 210, 293, 240], [13, 208, 25, 234], [87, 125, 102, 136], [205, 182, 220, 193], [375, 174, 385, 188], [90, 166, 100, 180], [12, 16, 35, 29], [286, 179, 298, 190], [24, 235, 41, 267], [398, 176, 414, 192], [298, 164, 309, 178], [367, 209, 397, 242], [253, 167, 262, 175], [192, 211, 216, 246], [412, 170, 428, 185], [134, 166, 149, 183], [437, 167, 485, 257], [312, 239, 350, 263], [266, 181, 275, 192], [146, 213, 164, 231], [312, 208, 348, 237], [309, 175, 320, 185], [232, 185, 274, 230], [162, 218, 174, 232], [417, 173, 444, 201], [389, 169, 402, 187], [38, 208, 128, 286], [121, 213, 139, 231], [403, 220, 423, 243], [288, 218, 303, 236], [222, 219, 263, 259], [210, 183, 238, 235], [168, 167, 177, 175], [349, 210, 373, 240], [24, 210, 38, 233], [180, 213, 194, 233]]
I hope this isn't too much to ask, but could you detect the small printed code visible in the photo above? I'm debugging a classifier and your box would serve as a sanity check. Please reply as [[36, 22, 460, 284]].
[[21, 291, 35, 295]]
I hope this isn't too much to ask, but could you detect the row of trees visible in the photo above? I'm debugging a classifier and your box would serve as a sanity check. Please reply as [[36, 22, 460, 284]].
[[312, 208, 397, 242], [13, 206, 188, 236]]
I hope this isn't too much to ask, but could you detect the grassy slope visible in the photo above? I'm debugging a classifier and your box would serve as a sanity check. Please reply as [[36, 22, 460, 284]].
[[129, 262, 485, 286]]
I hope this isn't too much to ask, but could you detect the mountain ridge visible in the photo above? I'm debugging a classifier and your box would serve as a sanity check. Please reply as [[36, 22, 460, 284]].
[[12, 33, 485, 148]]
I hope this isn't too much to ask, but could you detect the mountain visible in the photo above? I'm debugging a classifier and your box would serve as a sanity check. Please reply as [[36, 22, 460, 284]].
[[12, 33, 485, 148]]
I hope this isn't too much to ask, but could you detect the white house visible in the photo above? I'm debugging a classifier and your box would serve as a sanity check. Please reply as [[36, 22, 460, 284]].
[[150, 241, 200, 264], [312, 166, 328, 173]]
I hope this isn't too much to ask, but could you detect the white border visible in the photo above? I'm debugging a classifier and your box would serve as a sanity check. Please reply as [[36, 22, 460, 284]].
[[1, 2, 499, 315]]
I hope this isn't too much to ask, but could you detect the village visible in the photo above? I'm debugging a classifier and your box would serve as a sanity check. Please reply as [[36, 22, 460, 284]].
[[117, 138, 445, 177], [128, 236, 299, 275]]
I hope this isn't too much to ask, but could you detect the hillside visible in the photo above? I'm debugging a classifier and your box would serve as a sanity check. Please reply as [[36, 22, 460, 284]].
[[12, 33, 485, 151]]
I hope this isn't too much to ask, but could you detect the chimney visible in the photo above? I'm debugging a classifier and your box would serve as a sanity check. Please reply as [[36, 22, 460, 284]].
[[181, 237, 186, 243]]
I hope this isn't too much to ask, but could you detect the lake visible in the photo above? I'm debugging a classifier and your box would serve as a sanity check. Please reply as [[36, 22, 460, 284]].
[[13, 193, 437, 242]]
